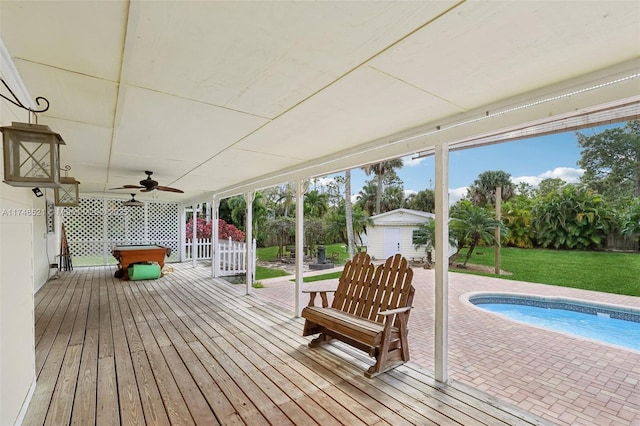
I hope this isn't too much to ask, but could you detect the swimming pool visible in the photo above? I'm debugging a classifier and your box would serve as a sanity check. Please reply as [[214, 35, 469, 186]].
[[466, 293, 640, 351]]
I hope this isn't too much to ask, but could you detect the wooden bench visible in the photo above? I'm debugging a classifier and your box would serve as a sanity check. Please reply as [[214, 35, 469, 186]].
[[301, 252, 414, 378]]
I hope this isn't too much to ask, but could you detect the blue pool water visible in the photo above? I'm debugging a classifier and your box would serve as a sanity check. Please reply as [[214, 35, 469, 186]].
[[469, 295, 640, 351]]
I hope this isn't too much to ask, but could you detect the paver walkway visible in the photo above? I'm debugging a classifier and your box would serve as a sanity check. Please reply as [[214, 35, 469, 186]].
[[253, 267, 640, 426]]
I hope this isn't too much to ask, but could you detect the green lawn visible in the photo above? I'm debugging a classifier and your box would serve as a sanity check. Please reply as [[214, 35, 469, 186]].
[[256, 244, 640, 297], [255, 265, 289, 280], [256, 243, 350, 263], [255, 243, 350, 281], [300, 271, 342, 283], [455, 247, 640, 297]]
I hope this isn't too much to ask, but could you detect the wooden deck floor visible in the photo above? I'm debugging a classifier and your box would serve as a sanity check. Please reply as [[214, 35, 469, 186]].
[[24, 264, 554, 425]]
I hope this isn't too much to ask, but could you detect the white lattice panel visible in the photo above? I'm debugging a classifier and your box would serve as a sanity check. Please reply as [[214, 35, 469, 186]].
[[62, 198, 180, 266], [148, 202, 180, 261]]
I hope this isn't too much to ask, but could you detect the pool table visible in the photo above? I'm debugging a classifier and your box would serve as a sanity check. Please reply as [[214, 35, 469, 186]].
[[112, 245, 169, 280]]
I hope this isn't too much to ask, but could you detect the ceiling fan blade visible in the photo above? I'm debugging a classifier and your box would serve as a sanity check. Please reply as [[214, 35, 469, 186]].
[[109, 185, 144, 190], [155, 185, 184, 193]]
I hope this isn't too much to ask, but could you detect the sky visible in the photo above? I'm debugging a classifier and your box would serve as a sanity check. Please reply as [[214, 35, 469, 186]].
[[320, 123, 621, 205]]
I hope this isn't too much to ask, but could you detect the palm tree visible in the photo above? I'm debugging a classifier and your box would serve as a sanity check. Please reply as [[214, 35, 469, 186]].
[[450, 201, 505, 266], [304, 189, 329, 218], [276, 183, 295, 217], [226, 192, 267, 239], [413, 219, 436, 264], [362, 158, 403, 214], [413, 218, 458, 265], [326, 203, 371, 248], [356, 180, 377, 216], [467, 170, 515, 207]]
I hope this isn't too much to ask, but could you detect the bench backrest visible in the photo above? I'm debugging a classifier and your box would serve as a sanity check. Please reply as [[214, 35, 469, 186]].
[[332, 253, 414, 324]]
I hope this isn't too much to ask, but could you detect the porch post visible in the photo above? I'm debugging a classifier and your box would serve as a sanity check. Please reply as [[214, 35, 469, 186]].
[[245, 191, 254, 295], [192, 204, 198, 268], [180, 204, 186, 262], [434, 142, 449, 383], [294, 179, 305, 317], [211, 195, 220, 278]]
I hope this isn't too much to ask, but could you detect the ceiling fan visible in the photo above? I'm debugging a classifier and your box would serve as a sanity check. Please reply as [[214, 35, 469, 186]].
[[123, 194, 144, 207], [110, 170, 184, 193]]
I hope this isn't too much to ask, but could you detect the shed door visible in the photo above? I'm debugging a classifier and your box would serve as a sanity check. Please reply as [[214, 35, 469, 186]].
[[383, 227, 401, 258]]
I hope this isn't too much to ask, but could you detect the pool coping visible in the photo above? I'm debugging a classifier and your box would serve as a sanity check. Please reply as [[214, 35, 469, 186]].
[[460, 291, 640, 354], [462, 291, 640, 322]]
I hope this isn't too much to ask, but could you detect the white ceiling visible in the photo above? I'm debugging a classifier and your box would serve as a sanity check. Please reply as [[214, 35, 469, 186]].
[[1, 1, 639, 203]]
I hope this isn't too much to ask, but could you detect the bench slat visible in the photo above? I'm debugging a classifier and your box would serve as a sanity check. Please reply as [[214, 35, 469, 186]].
[[302, 253, 414, 377]]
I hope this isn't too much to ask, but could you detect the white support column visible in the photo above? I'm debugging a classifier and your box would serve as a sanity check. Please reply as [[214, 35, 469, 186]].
[[211, 195, 220, 278], [434, 142, 449, 384], [294, 179, 305, 317], [180, 205, 187, 262], [192, 204, 198, 268], [245, 191, 254, 295]]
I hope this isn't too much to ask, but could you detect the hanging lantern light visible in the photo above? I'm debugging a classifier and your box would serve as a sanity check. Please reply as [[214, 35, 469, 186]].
[[2, 122, 65, 187], [1, 77, 65, 188], [54, 166, 80, 207]]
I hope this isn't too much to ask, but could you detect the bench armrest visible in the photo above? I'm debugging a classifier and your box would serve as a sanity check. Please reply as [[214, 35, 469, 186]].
[[301, 288, 337, 294], [302, 279, 339, 308], [378, 306, 413, 316]]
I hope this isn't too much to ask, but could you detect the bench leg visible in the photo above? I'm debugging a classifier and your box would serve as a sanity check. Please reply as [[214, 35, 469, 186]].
[[308, 333, 332, 348], [365, 314, 411, 378]]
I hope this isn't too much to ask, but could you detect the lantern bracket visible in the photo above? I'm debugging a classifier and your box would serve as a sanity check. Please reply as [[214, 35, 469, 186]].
[[0, 77, 50, 117]]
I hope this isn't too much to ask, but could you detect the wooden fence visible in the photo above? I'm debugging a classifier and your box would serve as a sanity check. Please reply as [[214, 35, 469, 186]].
[[185, 237, 256, 276]]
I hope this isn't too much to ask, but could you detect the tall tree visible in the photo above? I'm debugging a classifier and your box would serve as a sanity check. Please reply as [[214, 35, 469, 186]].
[[226, 192, 267, 240], [537, 178, 566, 198], [275, 183, 295, 217], [578, 120, 640, 198], [356, 170, 404, 215], [303, 189, 329, 218], [467, 170, 516, 206], [404, 189, 435, 212], [362, 158, 403, 214], [326, 203, 371, 248], [326, 175, 345, 207], [356, 180, 377, 216]]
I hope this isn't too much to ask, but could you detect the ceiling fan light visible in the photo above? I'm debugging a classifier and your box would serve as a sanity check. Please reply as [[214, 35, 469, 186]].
[[123, 194, 143, 207]]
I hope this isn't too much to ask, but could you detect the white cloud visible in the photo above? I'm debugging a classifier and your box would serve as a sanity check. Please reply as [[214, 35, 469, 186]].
[[513, 175, 544, 187], [448, 187, 468, 205], [513, 167, 584, 187], [540, 167, 584, 183], [402, 155, 425, 167], [404, 189, 417, 198]]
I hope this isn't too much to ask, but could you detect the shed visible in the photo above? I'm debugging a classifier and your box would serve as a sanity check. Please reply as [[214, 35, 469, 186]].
[[362, 208, 456, 261]]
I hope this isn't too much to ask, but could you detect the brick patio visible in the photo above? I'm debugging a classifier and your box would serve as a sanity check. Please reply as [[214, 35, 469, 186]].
[[253, 267, 640, 426]]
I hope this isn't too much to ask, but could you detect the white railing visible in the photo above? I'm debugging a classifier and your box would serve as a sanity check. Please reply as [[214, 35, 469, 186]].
[[185, 237, 212, 259], [185, 237, 256, 277]]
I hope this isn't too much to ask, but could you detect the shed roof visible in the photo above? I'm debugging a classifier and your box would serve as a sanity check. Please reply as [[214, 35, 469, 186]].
[[370, 208, 435, 226]]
